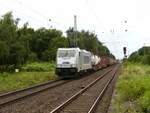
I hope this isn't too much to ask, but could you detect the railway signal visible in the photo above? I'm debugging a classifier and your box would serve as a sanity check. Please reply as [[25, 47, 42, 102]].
[[123, 47, 127, 58]]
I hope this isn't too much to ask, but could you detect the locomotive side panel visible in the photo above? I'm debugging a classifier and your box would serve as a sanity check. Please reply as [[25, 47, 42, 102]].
[[78, 50, 92, 71]]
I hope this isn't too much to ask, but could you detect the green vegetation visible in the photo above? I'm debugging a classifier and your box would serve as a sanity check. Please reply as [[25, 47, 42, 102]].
[[0, 12, 68, 68], [0, 12, 115, 72], [21, 62, 56, 72], [110, 62, 150, 113], [0, 72, 56, 90], [0, 62, 57, 90], [128, 47, 150, 65]]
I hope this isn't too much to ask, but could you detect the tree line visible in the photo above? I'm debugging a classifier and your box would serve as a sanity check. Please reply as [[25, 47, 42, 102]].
[[0, 12, 115, 69], [128, 47, 150, 64]]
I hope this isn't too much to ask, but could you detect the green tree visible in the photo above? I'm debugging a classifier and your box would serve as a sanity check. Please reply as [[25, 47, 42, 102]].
[[128, 47, 150, 64], [17, 23, 35, 62], [66, 28, 115, 58], [0, 41, 9, 64], [31, 28, 68, 61], [0, 12, 18, 42], [9, 42, 27, 65]]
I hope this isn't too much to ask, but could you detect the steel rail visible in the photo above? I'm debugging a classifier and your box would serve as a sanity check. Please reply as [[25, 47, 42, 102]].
[[88, 67, 118, 113], [50, 69, 112, 113], [0, 79, 61, 98], [0, 79, 71, 106]]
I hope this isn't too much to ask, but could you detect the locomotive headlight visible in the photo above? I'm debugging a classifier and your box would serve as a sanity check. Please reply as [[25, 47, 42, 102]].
[[57, 64, 62, 67], [71, 64, 75, 67]]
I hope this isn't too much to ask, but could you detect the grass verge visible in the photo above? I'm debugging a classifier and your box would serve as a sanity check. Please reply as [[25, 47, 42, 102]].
[[0, 62, 57, 91], [109, 62, 150, 113], [0, 72, 57, 90]]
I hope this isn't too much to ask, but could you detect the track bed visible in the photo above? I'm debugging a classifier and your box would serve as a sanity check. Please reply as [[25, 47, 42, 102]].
[[0, 65, 119, 113]]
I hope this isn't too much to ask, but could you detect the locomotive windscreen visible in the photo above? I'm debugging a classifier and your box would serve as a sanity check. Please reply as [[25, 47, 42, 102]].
[[57, 50, 76, 57]]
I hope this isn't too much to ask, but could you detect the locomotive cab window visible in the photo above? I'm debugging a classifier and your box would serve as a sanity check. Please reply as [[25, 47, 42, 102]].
[[83, 56, 90, 64], [57, 50, 76, 57]]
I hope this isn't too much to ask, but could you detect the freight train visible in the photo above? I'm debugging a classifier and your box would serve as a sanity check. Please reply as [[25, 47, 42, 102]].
[[55, 48, 116, 78]]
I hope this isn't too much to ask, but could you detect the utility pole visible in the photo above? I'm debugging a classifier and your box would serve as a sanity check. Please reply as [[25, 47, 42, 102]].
[[74, 15, 77, 47]]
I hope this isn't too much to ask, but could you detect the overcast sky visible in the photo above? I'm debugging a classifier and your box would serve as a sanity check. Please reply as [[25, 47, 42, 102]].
[[0, 0, 150, 59]]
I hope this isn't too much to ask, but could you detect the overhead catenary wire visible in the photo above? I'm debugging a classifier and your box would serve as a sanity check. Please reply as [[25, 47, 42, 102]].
[[83, 0, 119, 55], [14, 0, 66, 29], [0, 0, 46, 27], [14, 0, 51, 28], [83, 0, 107, 33]]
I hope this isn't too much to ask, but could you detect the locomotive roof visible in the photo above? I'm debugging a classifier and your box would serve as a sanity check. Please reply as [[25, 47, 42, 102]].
[[57, 48, 91, 53], [58, 47, 80, 51]]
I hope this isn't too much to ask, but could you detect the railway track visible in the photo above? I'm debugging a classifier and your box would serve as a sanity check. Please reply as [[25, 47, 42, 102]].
[[0, 67, 109, 108], [50, 66, 118, 113], [0, 65, 118, 113], [0, 79, 71, 107]]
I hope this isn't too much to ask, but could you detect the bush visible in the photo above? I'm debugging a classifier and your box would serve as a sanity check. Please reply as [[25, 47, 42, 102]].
[[21, 62, 56, 72], [7, 65, 15, 72], [117, 74, 150, 101], [114, 62, 150, 113], [138, 91, 150, 113]]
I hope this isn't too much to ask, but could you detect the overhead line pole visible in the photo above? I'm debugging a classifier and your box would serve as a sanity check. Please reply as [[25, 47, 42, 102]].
[[74, 15, 77, 47]]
